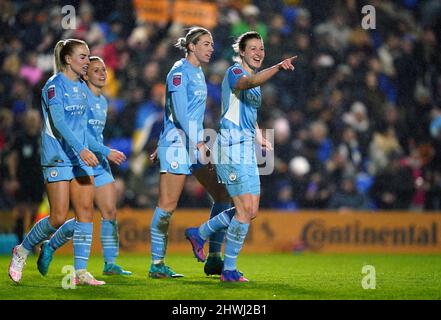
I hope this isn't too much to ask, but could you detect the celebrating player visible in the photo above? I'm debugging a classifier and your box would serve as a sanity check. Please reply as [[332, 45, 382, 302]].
[[185, 31, 296, 282], [148, 27, 232, 278], [37, 56, 132, 280], [8, 39, 101, 284]]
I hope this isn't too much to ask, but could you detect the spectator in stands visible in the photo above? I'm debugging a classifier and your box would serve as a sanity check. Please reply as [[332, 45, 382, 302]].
[[328, 175, 369, 211], [231, 5, 268, 41], [370, 152, 415, 210], [6, 109, 44, 244], [0, 1, 440, 212]]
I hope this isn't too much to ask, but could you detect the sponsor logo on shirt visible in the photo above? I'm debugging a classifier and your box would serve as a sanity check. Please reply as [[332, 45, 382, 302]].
[[65, 104, 86, 116], [246, 92, 261, 107], [65, 105, 86, 112], [88, 119, 105, 126]]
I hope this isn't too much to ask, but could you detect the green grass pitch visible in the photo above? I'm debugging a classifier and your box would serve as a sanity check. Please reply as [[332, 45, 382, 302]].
[[1, 253, 440, 300]]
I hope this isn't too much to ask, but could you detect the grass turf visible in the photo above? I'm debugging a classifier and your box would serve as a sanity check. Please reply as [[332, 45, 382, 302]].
[[1, 253, 440, 300]]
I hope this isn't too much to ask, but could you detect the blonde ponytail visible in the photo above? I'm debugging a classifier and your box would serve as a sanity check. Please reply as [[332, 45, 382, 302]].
[[174, 37, 187, 51], [53, 40, 66, 74]]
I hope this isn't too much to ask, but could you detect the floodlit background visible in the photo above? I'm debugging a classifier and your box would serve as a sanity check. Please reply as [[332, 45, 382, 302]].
[[0, 0, 441, 256]]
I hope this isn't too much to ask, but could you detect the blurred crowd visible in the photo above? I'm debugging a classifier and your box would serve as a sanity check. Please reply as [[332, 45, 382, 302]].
[[1, 0, 441, 212]]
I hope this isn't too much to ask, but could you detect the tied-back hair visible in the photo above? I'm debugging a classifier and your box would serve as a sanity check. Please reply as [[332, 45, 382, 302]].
[[232, 31, 262, 62], [175, 26, 211, 53], [53, 39, 88, 74], [89, 56, 105, 64]]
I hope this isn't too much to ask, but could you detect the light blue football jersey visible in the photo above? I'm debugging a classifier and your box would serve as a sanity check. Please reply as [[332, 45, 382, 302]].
[[218, 63, 261, 147], [214, 63, 261, 195], [41, 73, 89, 166], [85, 86, 109, 163], [158, 58, 207, 150]]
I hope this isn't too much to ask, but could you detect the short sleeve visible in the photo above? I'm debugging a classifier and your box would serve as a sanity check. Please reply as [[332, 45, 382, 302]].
[[227, 66, 245, 89]]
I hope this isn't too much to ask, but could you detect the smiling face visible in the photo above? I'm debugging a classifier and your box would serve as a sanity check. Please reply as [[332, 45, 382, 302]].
[[240, 37, 265, 72], [84, 59, 107, 89], [65, 44, 90, 77], [189, 33, 214, 65]]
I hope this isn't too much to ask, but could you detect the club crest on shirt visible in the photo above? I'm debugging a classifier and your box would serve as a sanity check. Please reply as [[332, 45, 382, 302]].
[[48, 86, 55, 100], [173, 73, 182, 87], [229, 172, 237, 182], [232, 68, 243, 75]]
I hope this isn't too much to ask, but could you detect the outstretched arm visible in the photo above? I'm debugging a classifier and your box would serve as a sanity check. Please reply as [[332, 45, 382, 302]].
[[235, 56, 297, 90]]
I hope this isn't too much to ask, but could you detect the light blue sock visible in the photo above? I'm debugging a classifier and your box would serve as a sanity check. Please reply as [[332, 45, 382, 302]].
[[198, 207, 236, 240], [208, 203, 231, 256], [223, 217, 249, 271], [48, 218, 75, 251], [22, 216, 56, 251], [101, 219, 119, 264], [73, 221, 93, 271], [150, 207, 172, 263]]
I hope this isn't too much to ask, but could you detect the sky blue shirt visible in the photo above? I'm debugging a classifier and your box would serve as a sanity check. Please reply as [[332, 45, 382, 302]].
[[40, 73, 89, 166], [85, 86, 111, 162], [158, 58, 207, 150], [219, 63, 261, 146]]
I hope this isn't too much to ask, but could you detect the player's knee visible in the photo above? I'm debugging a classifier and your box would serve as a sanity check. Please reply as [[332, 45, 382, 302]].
[[48, 215, 67, 228], [240, 203, 256, 220], [158, 199, 178, 213], [76, 203, 94, 214], [101, 206, 117, 220]]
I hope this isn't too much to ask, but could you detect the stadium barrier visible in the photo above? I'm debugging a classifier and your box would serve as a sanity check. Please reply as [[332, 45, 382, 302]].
[[1, 210, 441, 254]]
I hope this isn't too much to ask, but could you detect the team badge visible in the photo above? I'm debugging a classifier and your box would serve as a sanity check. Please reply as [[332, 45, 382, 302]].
[[171, 161, 179, 169], [50, 169, 58, 178], [173, 74, 182, 87], [232, 68, 243, 75], [229, 172, 237, 182], [48, 86, 55, 100]]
